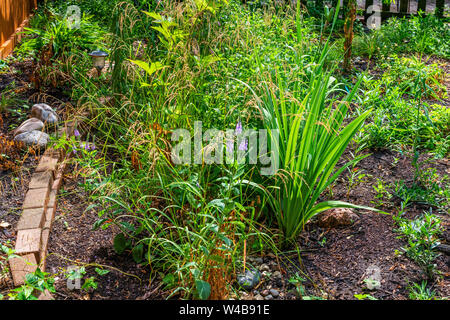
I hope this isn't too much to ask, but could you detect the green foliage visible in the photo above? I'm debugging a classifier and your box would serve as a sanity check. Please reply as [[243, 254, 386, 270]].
[[371, 178, 393, 208], [408, 281, 439, 300], [18, 0, 449, 300], [8, 268, 55, 300], [357, 55, 449, 157], [353, 14, 450, 59], [394, 168, 449, 211], [255, 61, 374, 242], [17, 10, 106, 60], [394, 211, 443, 278], [354, 293, 378, 300]]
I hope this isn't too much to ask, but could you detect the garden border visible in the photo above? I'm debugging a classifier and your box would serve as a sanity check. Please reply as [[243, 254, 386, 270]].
[[8, 121, 75, 300]]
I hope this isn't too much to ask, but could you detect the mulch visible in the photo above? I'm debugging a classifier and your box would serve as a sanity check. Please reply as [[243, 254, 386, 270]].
[[291, 149, 450, 300], [45, 167, 164, 300]]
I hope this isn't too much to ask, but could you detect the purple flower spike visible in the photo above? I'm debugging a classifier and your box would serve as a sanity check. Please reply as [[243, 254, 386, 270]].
[[226, 139, 234, 153], [235, 121, 243, 135], [238, 139, 248, 151], [74, 129, 80, 137], [89, 144, 96, 151]]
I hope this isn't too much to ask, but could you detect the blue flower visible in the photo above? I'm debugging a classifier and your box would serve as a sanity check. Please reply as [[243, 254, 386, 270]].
[[238, 139, 248, 151], [226, 139, 234, 153], [74, 129, 80, 137], [235, 121, 243, 135]]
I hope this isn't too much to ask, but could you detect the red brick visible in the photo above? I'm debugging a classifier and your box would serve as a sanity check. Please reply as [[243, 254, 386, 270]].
[[44, 206, 56, 230], [35, 156, 58, 176], [43, 148, 61, 161], [47, 190, 57, 209], [16, 208, 45, 230], [28, 171, 53, 189], [23, 188, 49, 210], [15, 229, 42, 261], [52, 177, 62, 192], [37, 289, 53, 300], [9, 253, 38, 286], [39, 229, 50, 270]]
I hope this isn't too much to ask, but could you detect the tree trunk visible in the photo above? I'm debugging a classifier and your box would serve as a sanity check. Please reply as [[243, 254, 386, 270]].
[[343, 0, 356, 73]]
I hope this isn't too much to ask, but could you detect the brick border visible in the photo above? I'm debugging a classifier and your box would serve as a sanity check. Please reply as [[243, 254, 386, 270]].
[[8, 121, 76, 300]]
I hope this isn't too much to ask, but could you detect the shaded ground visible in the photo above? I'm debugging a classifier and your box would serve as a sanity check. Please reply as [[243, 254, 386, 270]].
[[298, 150, 449, 300], [1, 58, 73, 292], [45, 166, 164, 300], [235, 149, 449, 301]]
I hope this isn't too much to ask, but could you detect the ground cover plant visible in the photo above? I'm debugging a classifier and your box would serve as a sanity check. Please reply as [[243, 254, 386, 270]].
[[0, 0, 449, 302]]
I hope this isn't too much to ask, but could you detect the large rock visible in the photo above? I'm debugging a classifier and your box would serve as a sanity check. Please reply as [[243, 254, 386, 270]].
[[317, 208, 358, 228], [14, 130, 49, 148], [31, 103, 58, 124], [237, 269, 261, 291], [13, 118, 44, 136]]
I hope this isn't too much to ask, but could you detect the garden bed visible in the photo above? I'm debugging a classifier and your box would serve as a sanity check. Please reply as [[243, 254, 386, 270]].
[[1, 0, 449, 302]]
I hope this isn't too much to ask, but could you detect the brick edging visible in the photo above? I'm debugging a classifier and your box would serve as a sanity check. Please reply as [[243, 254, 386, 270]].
[[8, 121, 76, 300]]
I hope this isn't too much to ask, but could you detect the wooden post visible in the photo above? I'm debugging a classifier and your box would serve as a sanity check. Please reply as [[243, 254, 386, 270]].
[[382, 0, 390, 12], [436, 0, 444, 18], [343, 0, 356, 73], [364, 0, 374, 23], [380, 0, 391, 22], [417, 0, 426, 14], [399, 0, 409, 13]]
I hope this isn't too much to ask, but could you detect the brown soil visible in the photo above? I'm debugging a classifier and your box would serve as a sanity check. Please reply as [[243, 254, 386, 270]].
[[44, 166, 164, 300], [291, 149, 449, 300]]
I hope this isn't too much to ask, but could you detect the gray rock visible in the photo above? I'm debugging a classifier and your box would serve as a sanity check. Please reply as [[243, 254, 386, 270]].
[[13, 118, 44, 136], [14, 130, 49, 148], [254, 257, 263, 264], [261, 289, 270, 297], [31, 103, 58, 124], [264, 294, 273, 300], [259, 264, 270, 272], [237, 269, 261, 291], [269, 289, 279, 298], [272, 271, 282, 279]]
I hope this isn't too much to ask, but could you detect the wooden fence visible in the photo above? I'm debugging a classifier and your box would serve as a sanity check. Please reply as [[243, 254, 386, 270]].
[[0, 0, 38, 59], [359, 0, 447, 22]]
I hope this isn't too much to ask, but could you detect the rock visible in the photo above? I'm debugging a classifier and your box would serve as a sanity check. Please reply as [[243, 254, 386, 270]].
[[13, 118, 44, 136], [254, 294, 264, 301], [269, 289, 279, 298], [259, 264, 270, 272], [317, 208, 358, 228], [14, 130, 49, 148], [261, 289, 269, 297], [264, 294, 273, 300], [237, 269, 261, 291], [272, 271, 282, 279], [31, 103, 58, 124], [254, 257, 263, 264]]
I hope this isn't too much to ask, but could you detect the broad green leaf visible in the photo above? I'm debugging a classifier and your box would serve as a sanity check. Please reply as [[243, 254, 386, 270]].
[[195, 280, 211, 300], [113, 233, 127, 254]]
